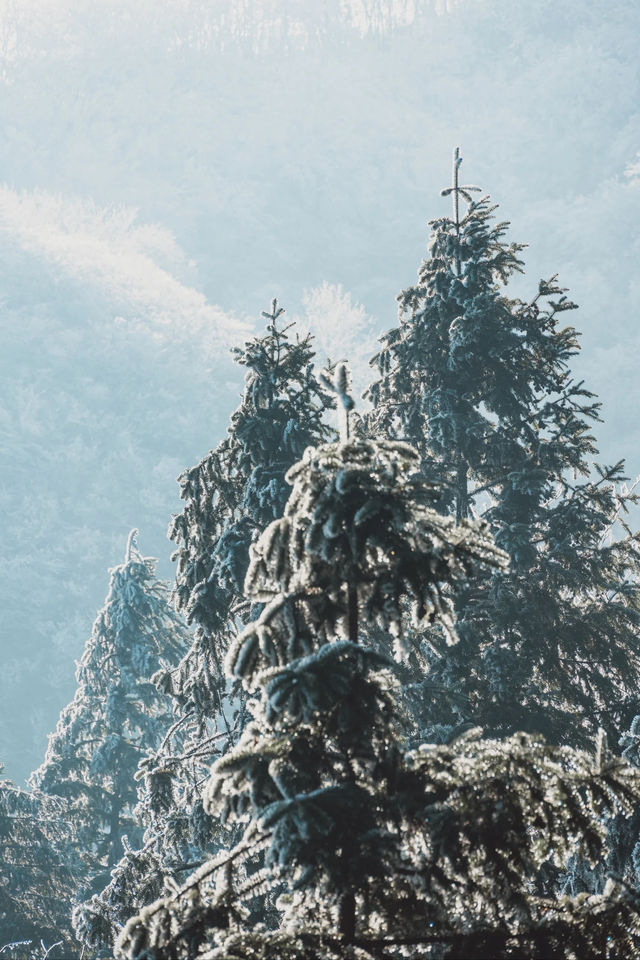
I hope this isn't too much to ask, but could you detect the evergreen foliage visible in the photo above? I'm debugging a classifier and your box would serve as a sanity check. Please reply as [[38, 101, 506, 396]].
[[29, 530, 189, 945], [169, 301, 334, 646], [13, 147, 640, 960], [0, 767, 77, 959], [114, 371, 640, 959], [150, 304, 334, 846], [5, 0, 640, 794], [77, 307, 335, 951], [366, 148, 640, 748], [560, 715, 640, 904]]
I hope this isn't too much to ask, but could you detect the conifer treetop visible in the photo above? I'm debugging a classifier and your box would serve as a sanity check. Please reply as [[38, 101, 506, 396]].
[[440, 145, 481, 268], [364, 152, 640, 747], [30, 530, 190, 953]]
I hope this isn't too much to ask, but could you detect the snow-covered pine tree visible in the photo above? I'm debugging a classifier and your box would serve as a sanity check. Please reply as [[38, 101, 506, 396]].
[[167, 300, 334, 698], [29, 530, 189, 932], [149, 306, 333, 849], [115, 368, 640, 960], [75, 307, 335, 951], [366, 148, 640, 748], [0, 767, 77, 959]]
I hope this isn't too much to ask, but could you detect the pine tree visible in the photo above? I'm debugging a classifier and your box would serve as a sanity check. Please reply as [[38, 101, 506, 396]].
[[29, 530, 189, 929], [147, 304, 333, 855], [75, 306, 335, 951], [168, 300, 334, 683], [115, 369, 640, 960], [366, 148, 640, 748], [0, 767, 77, 959]]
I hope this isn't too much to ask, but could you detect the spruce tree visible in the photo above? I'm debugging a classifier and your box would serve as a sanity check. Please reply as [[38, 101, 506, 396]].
[[0, 768, 77, 959], [366, 148, 640, 748], [168, 300, 334, 677], [150, 302, 333, 841], [115, 368, 640, 960], [30, 530, 189, 925], [76, 306, 334, 951]]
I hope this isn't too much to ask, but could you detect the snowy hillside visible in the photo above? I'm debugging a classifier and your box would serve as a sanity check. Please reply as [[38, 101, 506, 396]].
[[0, 196, 249, 782]]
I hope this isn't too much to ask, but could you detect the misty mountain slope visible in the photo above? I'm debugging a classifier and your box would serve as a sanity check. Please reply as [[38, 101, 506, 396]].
[[0, 195, 249, 783], [1, 0, 638, 436]]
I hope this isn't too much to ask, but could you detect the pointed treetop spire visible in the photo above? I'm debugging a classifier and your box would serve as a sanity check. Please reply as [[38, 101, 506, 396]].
[[125, 528, 139, 563], [334, 362, 355, 441], [440, 146, 482, 236], [320, 361, 355, 441], [261, 297, 285, 326]]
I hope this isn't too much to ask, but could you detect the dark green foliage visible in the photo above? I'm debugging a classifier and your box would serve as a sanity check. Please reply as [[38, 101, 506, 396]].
[[560, 715, 640, 906], [160, 303, 334, 759], [114, 379, 640, 959], [146, 304, 334, 844], [366, 150, 640, 748], [169, 302, 334, 642], [72, 834, 172, 956]]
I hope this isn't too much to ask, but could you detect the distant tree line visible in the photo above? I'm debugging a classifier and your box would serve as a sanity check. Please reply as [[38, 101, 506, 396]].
[[0, 0, 444, 67]]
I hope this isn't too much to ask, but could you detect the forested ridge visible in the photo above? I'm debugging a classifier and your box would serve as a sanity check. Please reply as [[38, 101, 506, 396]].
[[4, 156, 640, 959]]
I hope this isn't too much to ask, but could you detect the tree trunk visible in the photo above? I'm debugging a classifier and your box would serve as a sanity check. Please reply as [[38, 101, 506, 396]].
[[456, 458, 469, 522], [107, 783, 123, 869], [340, 581, 359, 941], [338, 890, 356, 942], [348, 582, 358, 644]]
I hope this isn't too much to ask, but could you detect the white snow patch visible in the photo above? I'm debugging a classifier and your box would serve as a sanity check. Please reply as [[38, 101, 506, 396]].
[[298, 281, 377, 402], [0, 185, 251, 351]]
